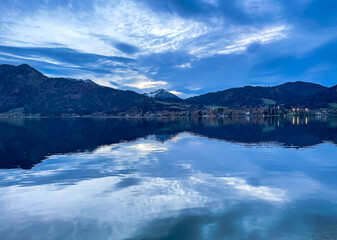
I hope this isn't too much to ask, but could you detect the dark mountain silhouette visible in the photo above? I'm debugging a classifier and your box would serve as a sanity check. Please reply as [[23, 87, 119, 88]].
[[277, 81, 327, 96], [0, 64, 160, 115], [186, 81, 328, 108], [0, 64, 335, 113], [300, 85, 337, 108]]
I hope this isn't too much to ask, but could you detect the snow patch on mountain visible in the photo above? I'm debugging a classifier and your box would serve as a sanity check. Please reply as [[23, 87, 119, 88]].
[[144, 89, 180, 99]]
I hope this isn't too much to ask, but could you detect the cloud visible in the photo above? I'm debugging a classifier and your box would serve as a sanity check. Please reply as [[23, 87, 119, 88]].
[[1, 0, 337, 92], [175, 63, 192, 68], [0, 0, 209, 57], [126, 80, 168, 90], [0, 45, 135, 71], [169, 90, 183, 96], [114, 42, 139, 55], [0, 52, 68, 66], [0, 132, 335, 239], [188, 25, 290, 58], [189, 87, 201, 91], [0, 0, 289, 59]]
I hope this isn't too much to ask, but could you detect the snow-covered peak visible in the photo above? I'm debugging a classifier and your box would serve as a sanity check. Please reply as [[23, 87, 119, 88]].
[[144, 89, 180, 99]]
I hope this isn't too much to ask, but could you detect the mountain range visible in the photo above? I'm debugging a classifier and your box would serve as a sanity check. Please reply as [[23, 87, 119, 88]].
[[0, 64, 161, 115], [186, 82, 331, 108], [0, 64, 336, 115]]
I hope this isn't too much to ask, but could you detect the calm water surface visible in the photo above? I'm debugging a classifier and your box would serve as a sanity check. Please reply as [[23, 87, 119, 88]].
[[0, 117, 336, 240]]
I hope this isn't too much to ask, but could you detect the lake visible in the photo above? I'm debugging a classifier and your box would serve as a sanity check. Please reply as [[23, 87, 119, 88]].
[[0, 116, 336, 240]]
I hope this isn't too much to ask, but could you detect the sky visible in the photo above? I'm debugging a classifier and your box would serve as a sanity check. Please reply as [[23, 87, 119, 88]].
[[0, 0, 337, 98]]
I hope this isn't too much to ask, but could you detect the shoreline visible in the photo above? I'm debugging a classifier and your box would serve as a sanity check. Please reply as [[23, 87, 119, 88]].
[[0, 113, 336, 119]]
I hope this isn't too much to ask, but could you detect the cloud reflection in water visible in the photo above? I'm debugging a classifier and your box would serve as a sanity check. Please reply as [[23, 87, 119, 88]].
[[0, 133, 336, 239]]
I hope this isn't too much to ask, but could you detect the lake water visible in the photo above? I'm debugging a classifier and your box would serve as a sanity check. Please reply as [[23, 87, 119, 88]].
[[0, 116, 336, 240]]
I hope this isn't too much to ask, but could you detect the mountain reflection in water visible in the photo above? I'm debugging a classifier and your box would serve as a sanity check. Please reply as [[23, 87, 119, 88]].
[[0, 116, 336, 169], [0, 117, 336, 240]]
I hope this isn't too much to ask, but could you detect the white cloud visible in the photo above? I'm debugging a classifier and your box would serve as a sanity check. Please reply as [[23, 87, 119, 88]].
[[125, 80, 168, 89], [188, 25, 290, 58], [175, 63, 192, 68], [71, 68, 168, 90], [169, 90, 183, 96], [0, 52, 79, 67], [189, 87, 202, 91]]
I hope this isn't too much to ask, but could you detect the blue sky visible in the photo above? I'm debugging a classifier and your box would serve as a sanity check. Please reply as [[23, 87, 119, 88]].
[[1, 0, 337, 98]]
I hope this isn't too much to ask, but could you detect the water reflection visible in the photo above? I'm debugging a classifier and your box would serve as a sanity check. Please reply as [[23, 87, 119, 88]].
[[0, 117, 336, 239], [0, 116, 337, 169]]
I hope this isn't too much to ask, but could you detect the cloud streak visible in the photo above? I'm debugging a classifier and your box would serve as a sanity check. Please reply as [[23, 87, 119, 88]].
[[1, 0, 337, 95]]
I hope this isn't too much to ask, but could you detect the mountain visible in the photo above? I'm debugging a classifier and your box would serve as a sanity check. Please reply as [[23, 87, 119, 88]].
[[301, 85, 337, 108], [186, 81, 328, 108], [0, 64, 160, 115], [277, 81, 327, 97], [0, 64, 334, 115], [144, 89, 181, 101]]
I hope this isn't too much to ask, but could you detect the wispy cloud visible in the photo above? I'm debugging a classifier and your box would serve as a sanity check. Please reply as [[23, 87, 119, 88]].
[[175, 63, 192, 68], [188, 25, 290, 58], [0, 0, 290, 59], [169, 90, 183, 96], [125, 80, 168, 90], [1, 0, 336, 91]]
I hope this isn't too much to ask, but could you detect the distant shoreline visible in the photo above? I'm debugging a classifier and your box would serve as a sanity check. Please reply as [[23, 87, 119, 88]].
[[0, 113, 336, 119]]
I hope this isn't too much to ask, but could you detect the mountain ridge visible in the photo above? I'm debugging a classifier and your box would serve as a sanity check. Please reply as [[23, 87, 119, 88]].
[[0, 64, 161, 115], [0, 64, 336, 115], [186, 81, 329, 108], [144, 88, 181, 101], [300, 84, 337, 108]]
